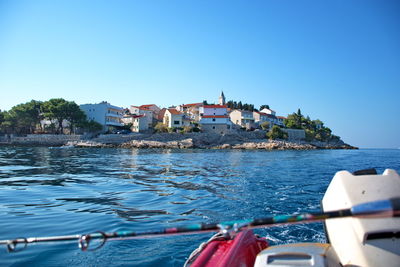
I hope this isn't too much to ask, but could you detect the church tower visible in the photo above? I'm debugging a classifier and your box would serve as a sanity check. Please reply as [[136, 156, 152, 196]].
[[219, 91, 226, 105]]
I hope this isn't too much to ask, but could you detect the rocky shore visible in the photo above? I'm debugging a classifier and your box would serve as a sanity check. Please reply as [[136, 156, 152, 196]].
[[66, 131, 357, 150], [1, 131, 357, 150]]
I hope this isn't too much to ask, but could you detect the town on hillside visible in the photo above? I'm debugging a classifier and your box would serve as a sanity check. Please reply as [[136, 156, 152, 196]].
[[79, 91, 287, 135], [0, 92, 337, 142]]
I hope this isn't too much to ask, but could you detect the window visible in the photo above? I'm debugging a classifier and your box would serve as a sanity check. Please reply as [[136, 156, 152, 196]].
[[212, 126, 215, 129], [227, 125, 230, 129], [174, 121, 180, 125], [212, 118, 216, 122]]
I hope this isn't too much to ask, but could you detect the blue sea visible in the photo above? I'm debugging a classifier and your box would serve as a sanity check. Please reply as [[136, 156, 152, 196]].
[[0, 147, 399, 266]]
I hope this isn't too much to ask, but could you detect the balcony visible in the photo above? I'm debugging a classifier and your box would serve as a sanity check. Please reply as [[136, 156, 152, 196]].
[[106, 121, 124, 127]]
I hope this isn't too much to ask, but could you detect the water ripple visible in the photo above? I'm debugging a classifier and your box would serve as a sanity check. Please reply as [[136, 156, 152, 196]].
[[0, 147, 399, 266]]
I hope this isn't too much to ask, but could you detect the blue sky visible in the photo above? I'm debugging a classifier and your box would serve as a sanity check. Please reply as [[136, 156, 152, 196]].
[[0, 0, 399, 148]]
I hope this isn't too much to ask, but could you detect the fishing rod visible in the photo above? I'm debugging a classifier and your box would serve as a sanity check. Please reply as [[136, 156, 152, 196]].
[[1, 198, 399, 252]]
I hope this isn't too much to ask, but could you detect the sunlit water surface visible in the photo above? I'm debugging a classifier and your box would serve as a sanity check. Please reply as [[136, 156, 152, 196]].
[[0, 147, 399, 266]]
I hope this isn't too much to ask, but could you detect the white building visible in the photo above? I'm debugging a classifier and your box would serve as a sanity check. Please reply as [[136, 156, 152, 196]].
[[80, 101, 124, 132], [121, 114, 148, 132], [176, 103, 203, 121], [230, 109, 255, 128], [253, 111, 279, 128], [129, 105, 155, 129], [139, 104, 161, 120], [276, 116, 286, 127], [260, 108, 276, 116], [164, 108, 185, 128], [199, 105, 232, 134]]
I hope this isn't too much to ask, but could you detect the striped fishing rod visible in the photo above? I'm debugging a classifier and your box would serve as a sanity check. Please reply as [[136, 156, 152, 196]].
[[1, 198, 399, 252]]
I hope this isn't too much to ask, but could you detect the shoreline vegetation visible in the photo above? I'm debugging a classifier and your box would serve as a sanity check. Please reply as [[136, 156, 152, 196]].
[[0, 131, 357, 150]]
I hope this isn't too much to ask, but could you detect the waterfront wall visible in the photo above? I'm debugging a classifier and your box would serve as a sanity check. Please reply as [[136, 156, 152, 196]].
[[0, 134, 82, 146], [282, 129, 306, 140]]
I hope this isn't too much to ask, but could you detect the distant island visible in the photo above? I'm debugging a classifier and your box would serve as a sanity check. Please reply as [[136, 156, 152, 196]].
[[0, 92, 356, 149]]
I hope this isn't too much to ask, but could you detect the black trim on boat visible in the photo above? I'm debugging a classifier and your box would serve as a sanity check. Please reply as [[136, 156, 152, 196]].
[[353, 168, 377, 176], [366, 232, 400, 241]]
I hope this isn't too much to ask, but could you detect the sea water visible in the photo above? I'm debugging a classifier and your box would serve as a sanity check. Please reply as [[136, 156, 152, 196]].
[[0, 147, 399, 266]]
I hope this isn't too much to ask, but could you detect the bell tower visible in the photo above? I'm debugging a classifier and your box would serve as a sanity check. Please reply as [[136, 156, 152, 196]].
[[219, 91, 226, 105]]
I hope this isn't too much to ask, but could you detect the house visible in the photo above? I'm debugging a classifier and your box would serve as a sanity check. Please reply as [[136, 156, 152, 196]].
[[158, 108, 167, 121], [276, 116, 286, 127], [199, 105, 232, 134], [260, 108, 276, 116], [229, 109, 255, 128], [176, 103, 203, 121], [253, 111, 279, 128], [139, 104, 161, 119], [164, 108, 185, 128], [129, 105, 155, 129], [129, 105, 141, 115], [121, 114, 148, 132], [253, 112, 271, 128], [80, 101, 124, 132]]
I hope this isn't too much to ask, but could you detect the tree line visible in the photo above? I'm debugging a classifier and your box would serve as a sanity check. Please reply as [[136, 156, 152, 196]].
[[226, 100, 256, 111], [0, 99, 102, 135], [284, 109, 340, 142]]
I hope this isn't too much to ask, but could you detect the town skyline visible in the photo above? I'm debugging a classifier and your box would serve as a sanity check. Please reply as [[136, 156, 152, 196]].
[[1, 1, 399, 148]]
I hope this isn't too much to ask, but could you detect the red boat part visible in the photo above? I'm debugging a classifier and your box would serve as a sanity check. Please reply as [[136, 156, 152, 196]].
[[189, 229, 268, 267]]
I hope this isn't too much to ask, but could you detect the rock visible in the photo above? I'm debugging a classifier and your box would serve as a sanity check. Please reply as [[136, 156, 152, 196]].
[[58, 132, 357, 150]]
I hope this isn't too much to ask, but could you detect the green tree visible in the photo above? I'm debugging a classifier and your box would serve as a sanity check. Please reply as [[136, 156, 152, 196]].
[[259, 104, 270, 110], [42, 98, 70, 134], [0, 111, 15, 133], [154, 122, 168, 133], [0, 110, 5, 133], [78, 120, 103, 133], [260, 121, 270, 130], [284, 114, 301, 129], [266, 125, 288, 140], [183, 125, 193, 133], [305, 129, 316, 141], [64, 101, 87, 134], [1, 100, 43, 134]]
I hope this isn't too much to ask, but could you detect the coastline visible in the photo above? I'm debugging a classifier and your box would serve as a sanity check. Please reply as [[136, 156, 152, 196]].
[[0, 132, 357, 150]]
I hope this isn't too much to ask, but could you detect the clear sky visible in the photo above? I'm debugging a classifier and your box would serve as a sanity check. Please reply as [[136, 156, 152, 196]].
[[0, 0, 399, 148]]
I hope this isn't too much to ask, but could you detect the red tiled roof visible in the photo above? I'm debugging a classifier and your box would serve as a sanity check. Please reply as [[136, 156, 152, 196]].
[[132, 114, 145, 118], [201, 115, 229, 118], [203, 105, 227, 108], [167, 108, 182, 115], [140, 104, 156, 108], [277, 116, 286, 120], [182, 103, 202, 107], [124, 114, 145, 118]]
